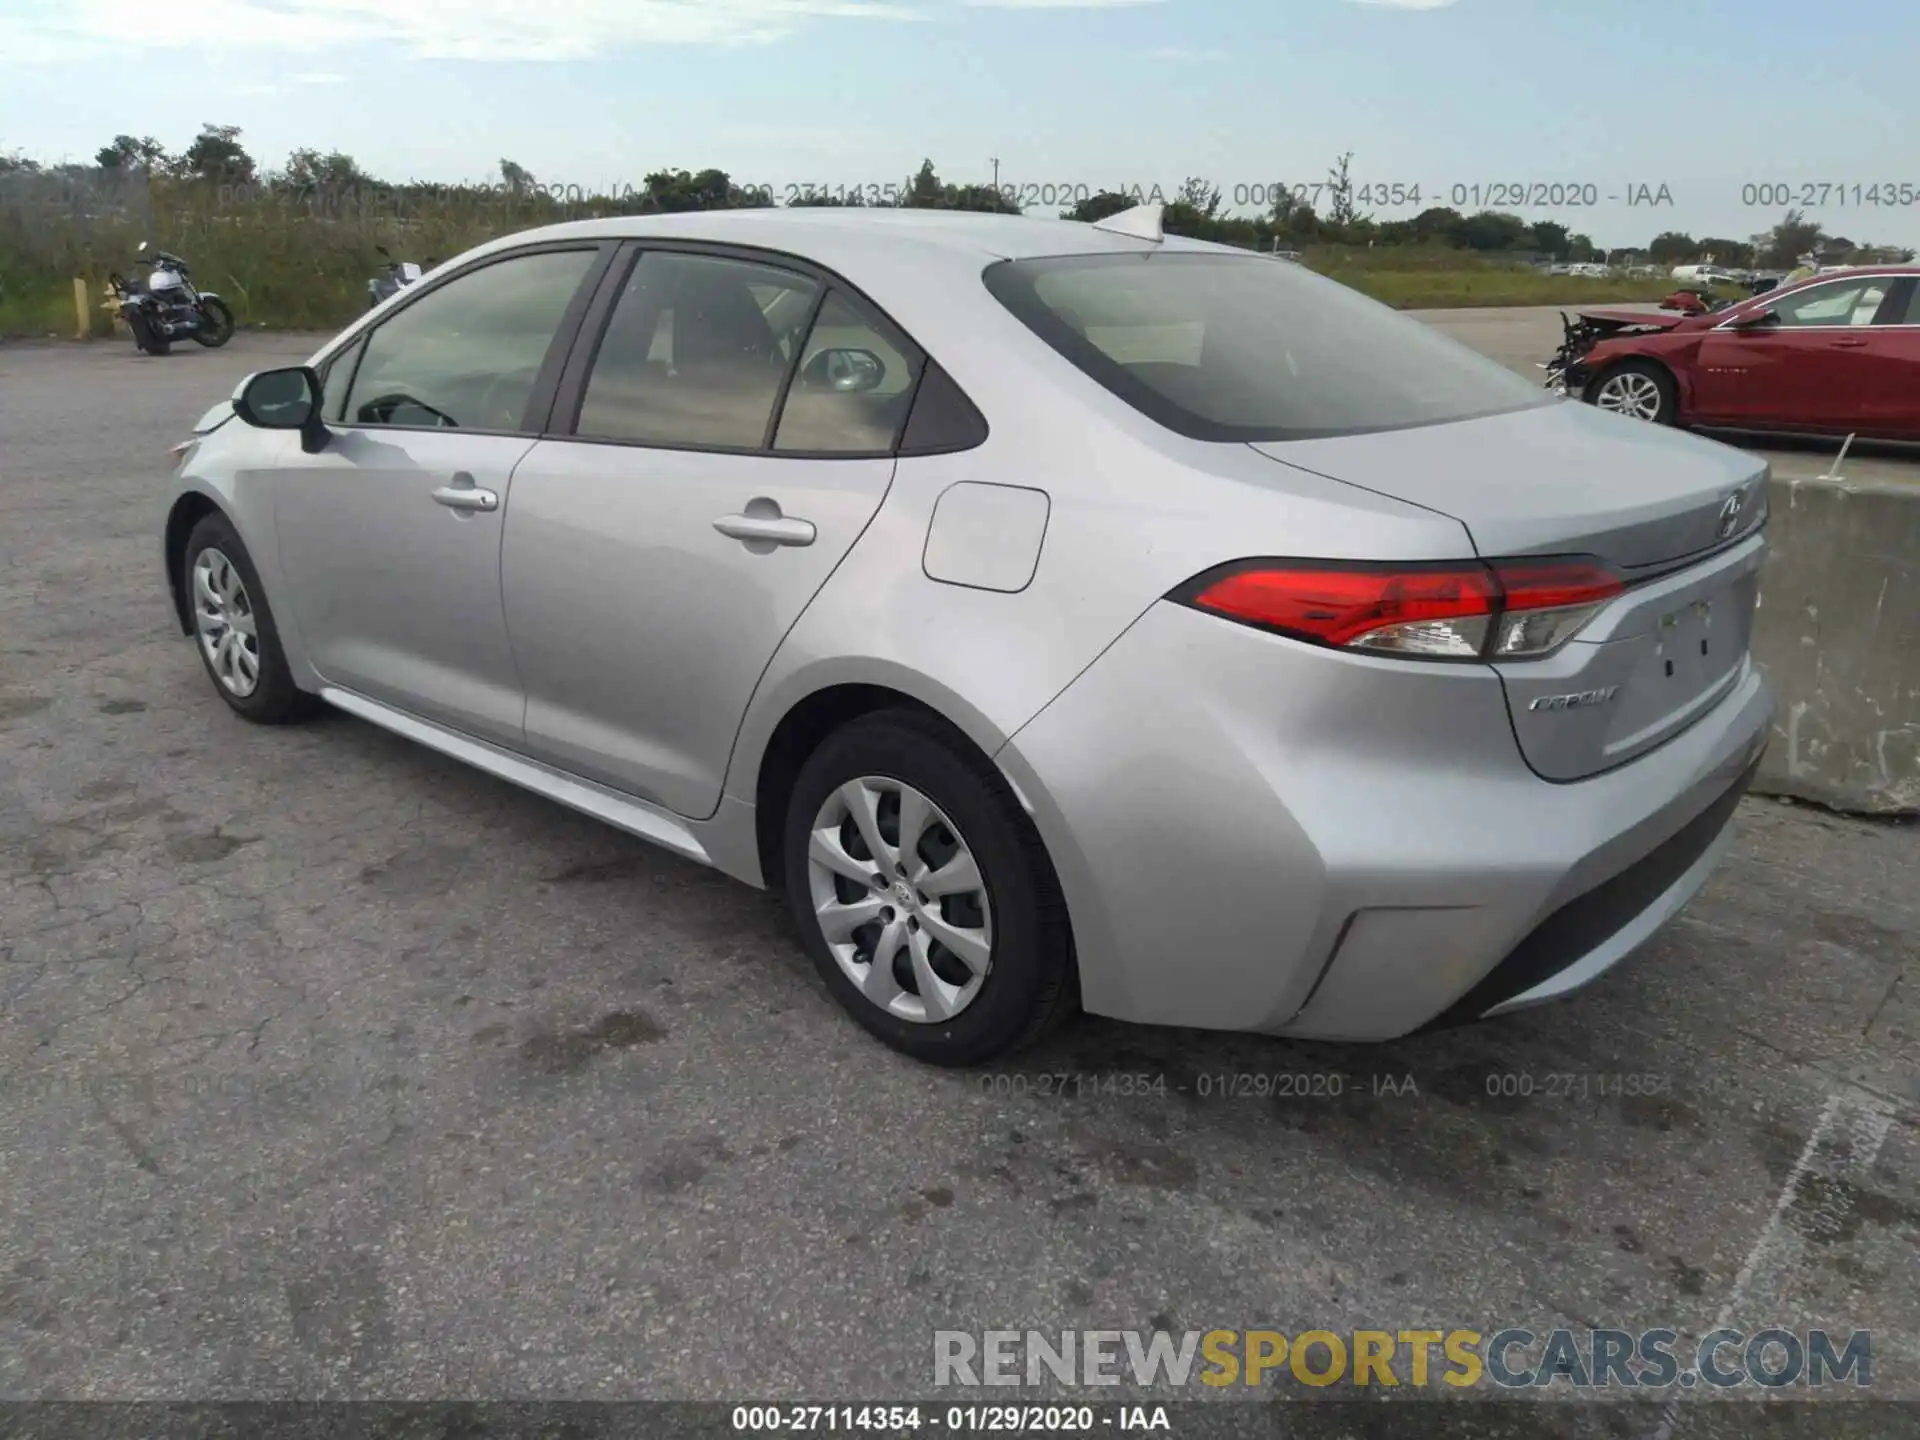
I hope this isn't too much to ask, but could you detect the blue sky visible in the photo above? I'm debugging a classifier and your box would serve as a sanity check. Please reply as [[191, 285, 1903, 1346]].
[[1, 0, 1914, 248]]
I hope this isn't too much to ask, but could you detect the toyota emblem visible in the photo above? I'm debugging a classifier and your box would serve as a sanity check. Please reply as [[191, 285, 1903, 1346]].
[[1717, 492, 1743, 539]]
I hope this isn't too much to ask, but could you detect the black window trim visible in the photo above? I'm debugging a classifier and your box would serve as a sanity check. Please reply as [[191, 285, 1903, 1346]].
[[318, 333, 369, 423], [326, 239, 619, 441], [1871, 276, 1917, 326], [543, 236, 979, 461]]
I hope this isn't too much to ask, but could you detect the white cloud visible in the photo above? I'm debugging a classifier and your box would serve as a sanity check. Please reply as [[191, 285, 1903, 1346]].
[[291, 72, 349, 84], [1342, 0, 1458, 8], [0, 0, 932, 64], [969, 0, 1165, 6], [1146, 45, 1225, 60]]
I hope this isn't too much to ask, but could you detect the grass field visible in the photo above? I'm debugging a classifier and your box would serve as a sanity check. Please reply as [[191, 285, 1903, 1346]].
[[0, 185, 1674, 338]]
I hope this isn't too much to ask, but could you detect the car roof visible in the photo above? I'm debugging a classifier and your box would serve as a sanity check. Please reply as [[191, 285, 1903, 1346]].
[[456, 206, 1233, 269]]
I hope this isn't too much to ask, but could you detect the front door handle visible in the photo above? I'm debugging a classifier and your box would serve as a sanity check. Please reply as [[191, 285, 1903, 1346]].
[[432, 474, 499, 512], [714, 507, 816, 547], [1829, 337, 1870, 348]]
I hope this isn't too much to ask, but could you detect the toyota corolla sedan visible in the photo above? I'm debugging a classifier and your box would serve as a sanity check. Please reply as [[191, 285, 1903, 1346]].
[[162, 206, 1774, 1066], [1569, 265, 1920, 437]]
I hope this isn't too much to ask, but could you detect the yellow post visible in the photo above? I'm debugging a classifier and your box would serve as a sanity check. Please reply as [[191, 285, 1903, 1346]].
[[73, 278, 90, 340]]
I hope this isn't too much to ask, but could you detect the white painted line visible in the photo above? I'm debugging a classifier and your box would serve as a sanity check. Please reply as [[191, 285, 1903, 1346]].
[[1649, 1090, 1894, 1439]]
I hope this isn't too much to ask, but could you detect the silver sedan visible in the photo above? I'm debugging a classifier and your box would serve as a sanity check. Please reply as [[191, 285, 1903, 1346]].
[[161, 206, 1774, 1066]]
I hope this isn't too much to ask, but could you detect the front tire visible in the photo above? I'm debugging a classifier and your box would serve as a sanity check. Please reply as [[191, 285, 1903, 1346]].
[[192, 296, 235, 347], [182, 514, 320, 724], [782, 711, 1076, 1067], [1587, 359, 1677, 425]]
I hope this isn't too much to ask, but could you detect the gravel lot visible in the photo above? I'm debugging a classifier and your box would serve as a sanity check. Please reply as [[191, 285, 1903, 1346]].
[[1, 325, 1917, 1426]]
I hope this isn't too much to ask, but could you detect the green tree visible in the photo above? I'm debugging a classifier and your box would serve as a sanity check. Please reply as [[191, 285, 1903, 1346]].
[[1647, 231, 1698, 263], [177, 124, 254, 184], [1527, 220, 1571, 257], [1323, 150, 1362, 229], [1566, 233, 1598, 262], [498, 158, 535, 197], [786, 189, 866, 207], [901, 159, 945, 209], [1063, 190, 1137, 223], [1408, 206, 1463, 244], [1753, 209, 1825, 268], [95, 134, 168, 171], [280, 148, 372, 190], [631, 167, 759, 211], [1453, 209, 1529, 251]]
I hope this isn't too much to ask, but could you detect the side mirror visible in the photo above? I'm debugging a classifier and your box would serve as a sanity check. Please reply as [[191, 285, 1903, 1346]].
[[233, 366, 329, 452], [375, 243, 391, 260], [1731, 307, 1779, 330], [801, 346, 885, 393]]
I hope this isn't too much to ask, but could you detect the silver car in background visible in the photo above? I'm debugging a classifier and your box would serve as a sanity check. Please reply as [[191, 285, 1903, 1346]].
[[162, 206, 1774, 1066]]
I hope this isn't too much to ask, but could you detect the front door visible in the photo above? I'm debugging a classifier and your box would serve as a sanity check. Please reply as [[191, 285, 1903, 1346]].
[[272, 245, 604, 748], [1693, 275, 1893, 430], [502, 247, 927, 817]]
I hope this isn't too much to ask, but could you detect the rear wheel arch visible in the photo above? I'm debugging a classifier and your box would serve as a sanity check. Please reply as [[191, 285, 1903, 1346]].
[[752, 683, 1007, 894]]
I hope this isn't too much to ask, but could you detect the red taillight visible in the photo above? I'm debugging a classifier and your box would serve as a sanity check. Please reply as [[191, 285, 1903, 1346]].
[[1174, 557, 1625, 661], [1187, 564, 1499, 648], [1489, 559, 1623, 612]]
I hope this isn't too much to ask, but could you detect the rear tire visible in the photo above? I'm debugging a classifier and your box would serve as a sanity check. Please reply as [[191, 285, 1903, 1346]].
[[182, 513, 321, 725], [782, 710, 1077, 1067], [130, 312, 170, 356], [1586, 359, 1677, 425]]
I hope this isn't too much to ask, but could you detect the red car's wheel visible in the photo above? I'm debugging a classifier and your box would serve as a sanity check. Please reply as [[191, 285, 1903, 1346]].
[[1587, 360, 1678, 425]]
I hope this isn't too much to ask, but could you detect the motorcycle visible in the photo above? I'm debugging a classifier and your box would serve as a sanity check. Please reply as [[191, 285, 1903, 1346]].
[[104, 241, 235, 355], [367, 245, 432, 310]]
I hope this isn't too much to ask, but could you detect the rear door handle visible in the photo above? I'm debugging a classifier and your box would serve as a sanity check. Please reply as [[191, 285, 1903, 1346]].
[[432, 473, 499, 512], [1829, 337, 1870, 348], [713, 509, 815, 547]]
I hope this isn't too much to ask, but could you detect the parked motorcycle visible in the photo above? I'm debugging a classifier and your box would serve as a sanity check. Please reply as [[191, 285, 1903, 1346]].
[[367, 245, 431, 309], [104, 241, 235, 356]]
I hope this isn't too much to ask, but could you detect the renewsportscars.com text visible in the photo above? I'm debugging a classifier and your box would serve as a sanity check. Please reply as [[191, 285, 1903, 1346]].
[[933, 1328, 1872, 1390]]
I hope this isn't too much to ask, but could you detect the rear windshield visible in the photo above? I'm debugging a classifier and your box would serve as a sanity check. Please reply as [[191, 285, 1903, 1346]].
[[982, 251, 1557, 442]]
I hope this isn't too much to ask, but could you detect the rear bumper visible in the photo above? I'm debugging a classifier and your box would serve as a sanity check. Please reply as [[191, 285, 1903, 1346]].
[[996, 600, 1774, 1041]]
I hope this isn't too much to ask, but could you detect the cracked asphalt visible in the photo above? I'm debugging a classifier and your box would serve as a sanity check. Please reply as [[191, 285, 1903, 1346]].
[[1, 330, 1917, 1429]]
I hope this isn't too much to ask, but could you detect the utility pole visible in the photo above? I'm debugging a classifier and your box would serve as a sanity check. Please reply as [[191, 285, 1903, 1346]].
[[990, 156, 1000, 192]]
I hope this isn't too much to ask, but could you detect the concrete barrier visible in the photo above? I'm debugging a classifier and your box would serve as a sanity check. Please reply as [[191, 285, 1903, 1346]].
[[1752, 474, 1920, 816]]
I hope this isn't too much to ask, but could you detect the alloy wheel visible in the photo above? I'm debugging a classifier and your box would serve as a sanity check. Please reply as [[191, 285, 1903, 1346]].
[[806, 776, 994, 1024], [1593, 371, 1666, 421], [192, 547, 261, 697]]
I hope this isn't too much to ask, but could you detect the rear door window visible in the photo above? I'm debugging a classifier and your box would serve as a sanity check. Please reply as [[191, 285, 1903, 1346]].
[[572, 251, 821, 450]]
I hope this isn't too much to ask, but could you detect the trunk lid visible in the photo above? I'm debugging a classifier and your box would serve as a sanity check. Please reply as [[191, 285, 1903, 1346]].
[[1249, 400, 1770, 780]]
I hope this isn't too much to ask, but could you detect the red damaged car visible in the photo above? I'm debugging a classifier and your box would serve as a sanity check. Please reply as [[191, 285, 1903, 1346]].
[[1550, 267, 1920, 439]]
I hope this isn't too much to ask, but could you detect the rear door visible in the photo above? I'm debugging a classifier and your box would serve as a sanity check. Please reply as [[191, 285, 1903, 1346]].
[[500, 244, 925, 818]]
